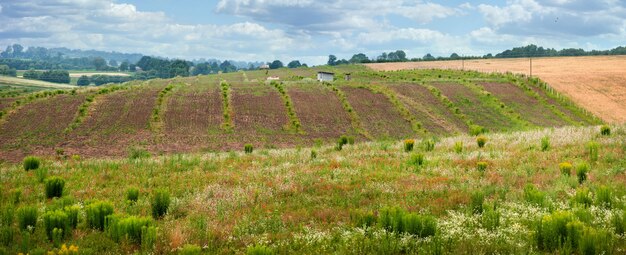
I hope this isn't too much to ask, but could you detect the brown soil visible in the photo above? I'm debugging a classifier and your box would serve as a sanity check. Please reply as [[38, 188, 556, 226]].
[[0, 94, 86, 160], [0, 98, 16, 112], [479, 82, 569, 127], [526, 85, 587, 123], [390, 84, 467, 134], [61, 87, 163, 157], [287, 85, 352, 139], [365, 56, 626, 123], [340, 86, 414, 139]]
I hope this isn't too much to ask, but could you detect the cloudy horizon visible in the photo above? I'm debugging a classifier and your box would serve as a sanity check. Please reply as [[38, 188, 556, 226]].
[[0, 0, 625, 65]]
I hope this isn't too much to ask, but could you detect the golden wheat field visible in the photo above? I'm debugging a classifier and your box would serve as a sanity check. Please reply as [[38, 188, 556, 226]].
[[366, 56, 626, 124]]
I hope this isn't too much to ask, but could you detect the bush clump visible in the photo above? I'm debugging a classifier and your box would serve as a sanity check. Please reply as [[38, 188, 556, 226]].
[[571, 187, 592, 207], [600, 125, 610, 136], [469, 124, 486, 136], [64, 205, 80, 229], [453, 141, 463, 153], [476, 161, 488, 172], [470, 191, 484, 214], [45, 176, 65, 199], [43, 210, 70, 241], [17, 206, 38, 231], [151, 189, 171, 219], [421, 139, 435, 152], [476, 135, 487, 148], [535, 211, 610, 254], [594, 186, 613, 208], [106, 215, 153, 244], [246, 245, 275, 255], [541, 136, 550, 151], [126, 188, 139, 203], [179, 244, 202, 255], [576, 162, 590, 184], [586, 141, 599, 162], [404, 139, 415, 152], [86, 201, 114, 231], [559, 162, 572, 176], [141, 226, 157, 252], [23, 156, 41, 171], [244, 144, 253, 154], [408, 153, 425, 168], [336, 135, 352, 151], [524, 184, 546, 207], [378, 207, 437, 237]]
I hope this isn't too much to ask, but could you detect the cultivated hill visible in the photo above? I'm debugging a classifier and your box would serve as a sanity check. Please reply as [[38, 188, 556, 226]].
[[0, 65, 601, 161]]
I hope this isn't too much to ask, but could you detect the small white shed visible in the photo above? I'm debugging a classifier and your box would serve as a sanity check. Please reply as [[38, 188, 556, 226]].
[[317, 71, 334, 82]]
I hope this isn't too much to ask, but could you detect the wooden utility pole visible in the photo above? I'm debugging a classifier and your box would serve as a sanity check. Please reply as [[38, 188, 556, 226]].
[[529, 57, 533, 78], [462, 57, 465, 71]]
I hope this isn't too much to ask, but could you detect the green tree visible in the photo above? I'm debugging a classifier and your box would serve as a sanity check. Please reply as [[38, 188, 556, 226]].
[[327, 55, 337, 66], [77, 75, 90, 86], [423, 53, 435, 61], [269, 60, 284, 69], [350, 53, 369, 63], [0, 65, 17, 77], [93, 57, 107, 71], [108, 59, 118, 67], [450, 53, 460, 59], [287, 60, 302, 68], [119, 61, 129, 71]]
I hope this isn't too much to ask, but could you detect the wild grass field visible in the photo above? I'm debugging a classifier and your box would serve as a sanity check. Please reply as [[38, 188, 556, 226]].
[[0, 124, 624, 254]]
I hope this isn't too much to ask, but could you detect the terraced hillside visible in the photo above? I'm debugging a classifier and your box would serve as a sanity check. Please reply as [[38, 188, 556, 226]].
[[0, 66, 601, 161]]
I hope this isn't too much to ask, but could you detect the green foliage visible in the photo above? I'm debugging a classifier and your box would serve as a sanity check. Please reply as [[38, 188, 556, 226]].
[[470, 191, 484, 214], [336, 135, 352, 151], [350, 210, 377, 228], [35, 167, 48, 183], [535, 211, 575, 252], [64, 205, 80, 229], [524, 184, 546, 207], [86, 201, 114, 231], [310, 150, 317, 159], [476, 135, 487, 148], [141, 226, 157, 252], [0, 226, 13, 247], [594, 186, 612, 208], [377, 207, 437, 237], [586, 141, 599, 162], [408, 153, 425, 168], [559, 162, 572, 176], [44, 176, 65, 199], [43, 210, 70, 241], [600, 125, 610, 136], [476, 161, 488, 172], [0, 206, 14, 226], [76, 75, 90, 86], [220, 80, 233, 131], [576, 162, 590, 184], [421, 139, 435, 152], [246, 245, 275, 255], [453, 141, 463, 153], [23, 156, 40, 171], [481, 203, 500, 230], [403, 139, 415, 152], [151, 189, 171, 219], [179, 244, 202, 255], [106, 215, 153, 244], [571, 188, 592, 207], [126, 188, 139, 203], [128, 146, 150, 160], [611, 211, 626, 235], [469, 124, 486, 136], [17, 206, 38, 231], [244, 144, 254, 154], [541, 136, 550, 151]]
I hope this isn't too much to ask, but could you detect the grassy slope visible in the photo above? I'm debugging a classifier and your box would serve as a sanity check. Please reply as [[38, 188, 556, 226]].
[[0, 125, 624, 254], [0, 66, 600, 160], [0, 75, 77, 89]]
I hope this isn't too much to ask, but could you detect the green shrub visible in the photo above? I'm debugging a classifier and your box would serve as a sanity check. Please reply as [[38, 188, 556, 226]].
[[126, 188, 139, 203], [611, 211, 626, 235], [128, 146, 150, 159], [476, 161, 488, 172], [541, 136, 550, 151], [524, 184, 546, 207], [141, 226, 157, 252], [576, 163, 590, 184], [106, 215, 153, 244], [43, 210, 69, 241], [586, 141, 599, 162], [404, 139, 415, 152], [470, 191, 484, 214], [23, 156, 40, 171], [481, 203, 500, 230], [179, 244, 202, 255], [244, 144, 253, 154], [578, 227, 611, 255], [246, 245, 275, 255], [86, 201, 114, 231], [594, 186, 613, 208], [408, 153, 425, 168], [64, 205, 80, 229], [476, 135, 487, 148], [310, 150, 317, 159], [350, 209, 376, 228], [421, 139, 435, 152], [44, 176, 65, 199], [151, 189, 170, 219], [10, 189, 21, 205], [535, 211, 575, 252], [453, 141, 463, 153], [469, 124, 486, 136], [0, 206, 14, 226], [35, 167, 48, 183], [559, 162, 573, 176], [17, 206, 38, 231], [378, 207, 436, 237], [347, 136, 355, 145], [572, 188, 592, 207], [600, 125, 610, 136], [0, 226, 13, 247]]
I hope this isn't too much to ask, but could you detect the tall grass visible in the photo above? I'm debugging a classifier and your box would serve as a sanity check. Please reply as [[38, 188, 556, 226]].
[[86, 201, 114, 231], [151, 189, 171, 219], [23, 156, 40, 171], [44, 177, 65, 199], [17, 206, 37, 231]]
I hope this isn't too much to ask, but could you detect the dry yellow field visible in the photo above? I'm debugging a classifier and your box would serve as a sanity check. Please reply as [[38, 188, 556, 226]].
[[365, 56, 626, 124]]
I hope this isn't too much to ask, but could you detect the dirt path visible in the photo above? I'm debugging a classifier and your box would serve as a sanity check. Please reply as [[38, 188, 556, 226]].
[[365, 56, 626, 123]]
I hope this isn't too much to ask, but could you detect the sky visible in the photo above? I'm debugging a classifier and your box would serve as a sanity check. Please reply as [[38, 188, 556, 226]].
[[0, 0, 625, 65]]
